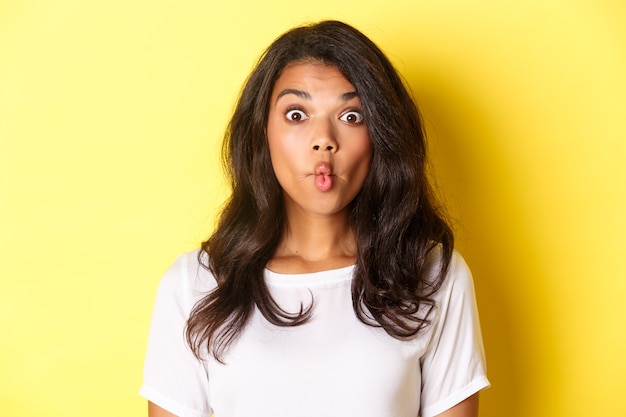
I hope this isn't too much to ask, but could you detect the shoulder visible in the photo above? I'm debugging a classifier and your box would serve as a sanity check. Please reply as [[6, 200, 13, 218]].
[[155, 249, 217, 310], [446, 250, 473, 290], [425, 247, 475, 304]]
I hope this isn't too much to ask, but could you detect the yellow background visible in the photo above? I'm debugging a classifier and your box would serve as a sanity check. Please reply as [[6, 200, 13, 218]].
[[1, 1, 625, 416]]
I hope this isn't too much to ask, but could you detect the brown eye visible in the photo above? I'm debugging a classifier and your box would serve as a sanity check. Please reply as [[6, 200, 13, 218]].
[[340, 111, 364, 124], [286, 109, 308, 122]]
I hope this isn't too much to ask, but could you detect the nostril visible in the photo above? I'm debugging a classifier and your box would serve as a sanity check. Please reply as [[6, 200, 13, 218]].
[[312, 144, 334, 151]]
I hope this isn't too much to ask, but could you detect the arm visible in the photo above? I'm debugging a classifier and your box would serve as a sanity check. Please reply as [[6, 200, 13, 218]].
[[434, 393, 479, 417], [420, 253, 489, 417], [140, 253, 213, 416], [148, 401, 178, 417]]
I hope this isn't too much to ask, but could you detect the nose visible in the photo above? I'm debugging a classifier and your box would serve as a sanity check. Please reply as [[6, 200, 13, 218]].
[[312, 142, 335, 152], [311, 119, 338, 153]]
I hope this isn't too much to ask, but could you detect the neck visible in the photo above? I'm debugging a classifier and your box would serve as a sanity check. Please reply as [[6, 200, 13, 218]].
[[267, 208, 357, 274]]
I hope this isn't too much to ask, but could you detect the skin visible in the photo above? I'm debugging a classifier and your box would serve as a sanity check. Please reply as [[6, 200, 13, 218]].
[[265, 62, 372, 274], [147, 61, 480, 417]]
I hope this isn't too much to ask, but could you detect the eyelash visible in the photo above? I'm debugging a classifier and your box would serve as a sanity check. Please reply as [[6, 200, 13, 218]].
[[339, 110, 364, 124], [285, 107, 308, 122], [283, 107, 365, 124]]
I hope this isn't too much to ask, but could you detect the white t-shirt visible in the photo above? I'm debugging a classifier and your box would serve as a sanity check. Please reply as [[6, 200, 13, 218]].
[[140, 249, 489, 417]]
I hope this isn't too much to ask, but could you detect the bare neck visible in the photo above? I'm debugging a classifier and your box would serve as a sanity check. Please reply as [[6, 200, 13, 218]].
[[267, 210, 357, 274]]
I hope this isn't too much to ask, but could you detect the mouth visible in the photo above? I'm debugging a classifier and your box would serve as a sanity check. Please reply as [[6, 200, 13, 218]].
[[314, 161, 333, 192]]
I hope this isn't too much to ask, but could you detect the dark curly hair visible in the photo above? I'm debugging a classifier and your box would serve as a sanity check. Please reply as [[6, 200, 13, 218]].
[[186, 20, 454, 361]]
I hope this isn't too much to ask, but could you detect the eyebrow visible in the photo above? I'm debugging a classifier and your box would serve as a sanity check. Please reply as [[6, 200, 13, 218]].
[[341, 91, 359, 101], [276, 88, 310, 101], [275, 89, 359, 103]]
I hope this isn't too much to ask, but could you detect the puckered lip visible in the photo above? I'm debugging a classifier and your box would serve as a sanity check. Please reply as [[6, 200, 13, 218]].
[[314, 161, 332, 176]]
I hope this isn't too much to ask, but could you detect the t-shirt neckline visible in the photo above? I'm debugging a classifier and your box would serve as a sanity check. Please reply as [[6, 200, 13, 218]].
[[264, 264, 355, 287]]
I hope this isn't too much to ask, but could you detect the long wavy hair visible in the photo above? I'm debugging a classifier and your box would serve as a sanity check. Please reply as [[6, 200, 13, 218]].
[[186, 20, 454, 361]]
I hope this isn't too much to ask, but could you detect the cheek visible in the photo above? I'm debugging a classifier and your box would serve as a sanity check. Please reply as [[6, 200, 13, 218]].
[[354, 134, 373, 168], [267, 140, 285, 179], [266, 130, 298, 182], [266, 119, 284, 164], [266, 114, 294, 151], [361, 136, 373, 158], [353, 137, 373, 186], [267, 123, 304, 165]]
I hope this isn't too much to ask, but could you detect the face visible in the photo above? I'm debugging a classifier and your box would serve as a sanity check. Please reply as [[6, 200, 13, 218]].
[[266, 62, 372, 218]]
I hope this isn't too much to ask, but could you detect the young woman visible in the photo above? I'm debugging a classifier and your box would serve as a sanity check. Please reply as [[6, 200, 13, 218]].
[[140, 20, 489, 417]]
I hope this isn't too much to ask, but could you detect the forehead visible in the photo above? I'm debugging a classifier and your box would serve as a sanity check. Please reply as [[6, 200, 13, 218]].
[[272, 62, 354, 94]]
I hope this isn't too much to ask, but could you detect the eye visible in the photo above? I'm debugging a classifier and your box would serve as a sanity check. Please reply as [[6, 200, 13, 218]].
[[285, 109, 308, 122], [339, 110, 364, 124]]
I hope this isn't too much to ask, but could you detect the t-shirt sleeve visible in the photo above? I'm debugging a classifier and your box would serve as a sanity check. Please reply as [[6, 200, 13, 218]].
[[419, 252, 490, 417], [139, 252, 213, 417]]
